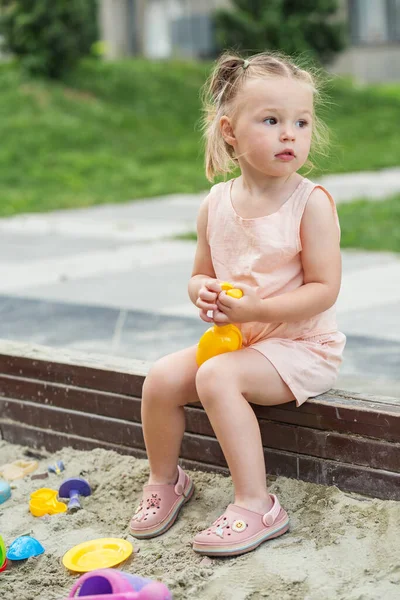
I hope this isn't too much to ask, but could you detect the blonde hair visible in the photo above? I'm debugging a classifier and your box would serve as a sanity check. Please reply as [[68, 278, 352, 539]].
[[201, 51, 330, 182]]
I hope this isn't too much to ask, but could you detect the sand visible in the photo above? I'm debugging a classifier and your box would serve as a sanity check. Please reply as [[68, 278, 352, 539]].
[[0, 440, 399, 600]]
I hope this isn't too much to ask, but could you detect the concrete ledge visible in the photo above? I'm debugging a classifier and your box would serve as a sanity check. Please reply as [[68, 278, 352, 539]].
[[0, 340, 399, 500]]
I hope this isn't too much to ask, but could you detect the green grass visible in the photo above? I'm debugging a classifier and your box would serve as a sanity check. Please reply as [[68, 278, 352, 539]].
[[177, 194, 400, 253], [0, 60, 400, 216], [0, 59, 209, 216], [321, 77, 400, 173], [338, 194, 400, 253]]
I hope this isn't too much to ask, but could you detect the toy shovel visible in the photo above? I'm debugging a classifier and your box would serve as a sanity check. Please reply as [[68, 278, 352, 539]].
[[59, 478, 91, 511]]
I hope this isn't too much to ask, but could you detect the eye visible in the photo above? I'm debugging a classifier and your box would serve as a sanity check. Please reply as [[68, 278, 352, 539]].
[[263, 117, 277, 125], [296, 119, 308, 128]]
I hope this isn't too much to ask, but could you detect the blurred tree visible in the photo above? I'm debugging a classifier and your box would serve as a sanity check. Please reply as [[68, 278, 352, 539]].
[[214, 0, 347, 64], [0, 0, 98, 78]]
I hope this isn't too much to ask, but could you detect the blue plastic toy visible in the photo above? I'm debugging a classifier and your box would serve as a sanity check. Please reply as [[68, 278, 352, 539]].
[[7, 536, 45, 561], [48, 460, 65, 475], [0, 480, 11, 504]]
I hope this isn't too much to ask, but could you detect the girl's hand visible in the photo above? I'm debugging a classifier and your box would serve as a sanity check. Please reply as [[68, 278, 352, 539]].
[[214, 283, 262, 324], [196, 279, 222, 323]]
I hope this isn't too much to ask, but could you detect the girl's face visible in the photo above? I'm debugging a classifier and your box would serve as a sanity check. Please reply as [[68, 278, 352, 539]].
[[222, 76, 314, 177]]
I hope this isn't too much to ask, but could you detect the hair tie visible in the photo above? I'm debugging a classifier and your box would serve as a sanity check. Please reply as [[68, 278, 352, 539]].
[[242, 59, 250, 70]]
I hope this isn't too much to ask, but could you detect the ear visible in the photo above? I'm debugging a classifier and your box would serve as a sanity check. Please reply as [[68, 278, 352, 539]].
[[220, 116, 236, 147]]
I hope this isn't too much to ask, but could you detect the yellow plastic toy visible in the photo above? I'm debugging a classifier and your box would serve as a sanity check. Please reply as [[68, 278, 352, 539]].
[[196, 282, 243, 366], [62, 538, 133, 572], [29, 488, 68, 517]]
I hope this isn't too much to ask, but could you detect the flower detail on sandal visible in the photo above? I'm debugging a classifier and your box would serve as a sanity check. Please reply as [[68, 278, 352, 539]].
[[210, 516, 247, 538], [232, 519, 247, 533]]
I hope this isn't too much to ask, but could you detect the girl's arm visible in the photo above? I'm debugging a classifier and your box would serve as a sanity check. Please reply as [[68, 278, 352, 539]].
[[188, 196, 221, 320], [258, 187, 342, 323]]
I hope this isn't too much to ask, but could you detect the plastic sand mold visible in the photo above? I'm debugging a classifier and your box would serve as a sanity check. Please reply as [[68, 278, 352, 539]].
[[63, 538, 133, 573], [0, 460, 38, 481], [7, 536, 45, 561], [29, 488, 67, 517]]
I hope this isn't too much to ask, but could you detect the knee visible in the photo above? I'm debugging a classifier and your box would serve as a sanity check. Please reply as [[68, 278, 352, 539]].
[[142, 355, 180, 406], [142, 355, 191, 406], [195, 356, 232, 406]]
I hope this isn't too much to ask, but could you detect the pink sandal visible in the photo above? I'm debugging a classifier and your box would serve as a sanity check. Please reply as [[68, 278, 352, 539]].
[[192, 494, 289, 557], [129, 466, 194, 539]]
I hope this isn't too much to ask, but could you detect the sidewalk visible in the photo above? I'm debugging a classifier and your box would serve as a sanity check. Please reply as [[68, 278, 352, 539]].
[[0, 168, 399, 398]]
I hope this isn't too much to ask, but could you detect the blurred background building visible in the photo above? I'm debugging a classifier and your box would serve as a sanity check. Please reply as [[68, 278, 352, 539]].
[[99, 0, 227, 60], [99, 0, 400, 82]]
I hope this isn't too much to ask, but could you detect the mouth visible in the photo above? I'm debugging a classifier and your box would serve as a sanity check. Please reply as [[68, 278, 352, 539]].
[[275, 149, 295, 158], [275, 149, 296, 161]]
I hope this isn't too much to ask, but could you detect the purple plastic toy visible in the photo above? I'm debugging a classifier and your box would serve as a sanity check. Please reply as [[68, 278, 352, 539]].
[[65, 568, 172, 600], [59, 478, 91, 511]]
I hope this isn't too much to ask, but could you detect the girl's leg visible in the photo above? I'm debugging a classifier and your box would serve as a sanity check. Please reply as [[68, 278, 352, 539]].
[[195, 348, 295, 514], [141, 345, 199, 486]]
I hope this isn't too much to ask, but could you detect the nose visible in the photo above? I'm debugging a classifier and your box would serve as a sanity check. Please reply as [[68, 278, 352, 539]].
[[280, 124, 295, 142]]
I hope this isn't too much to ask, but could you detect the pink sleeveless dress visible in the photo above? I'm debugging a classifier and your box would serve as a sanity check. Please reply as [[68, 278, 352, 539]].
[[206, 177, 346, 406]]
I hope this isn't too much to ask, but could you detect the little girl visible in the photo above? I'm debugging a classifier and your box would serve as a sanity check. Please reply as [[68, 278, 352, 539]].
[[130, 51, 346, 557]]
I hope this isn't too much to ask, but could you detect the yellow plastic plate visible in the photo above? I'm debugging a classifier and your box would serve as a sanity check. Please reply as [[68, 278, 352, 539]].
[[62, 538, 133, 572]]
